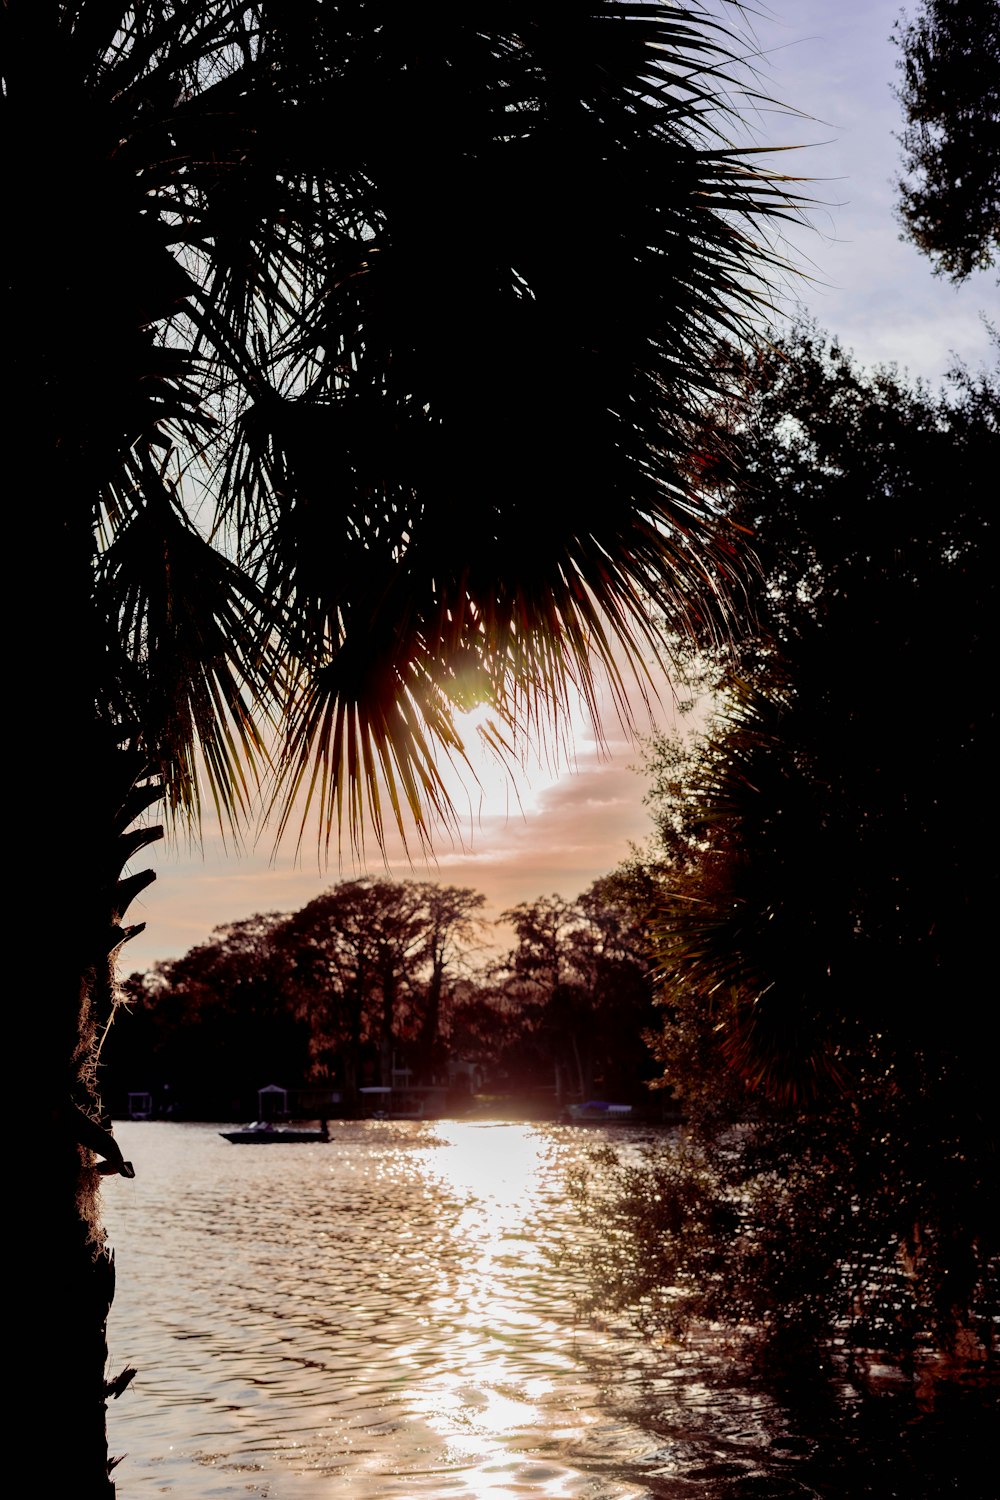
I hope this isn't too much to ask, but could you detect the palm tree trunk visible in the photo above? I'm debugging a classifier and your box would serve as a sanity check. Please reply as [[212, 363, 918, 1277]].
[[31, 716, 162, 1496]]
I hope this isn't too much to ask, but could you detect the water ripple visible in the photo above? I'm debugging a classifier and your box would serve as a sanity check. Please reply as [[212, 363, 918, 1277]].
[[103, 1120, 985, 1500]]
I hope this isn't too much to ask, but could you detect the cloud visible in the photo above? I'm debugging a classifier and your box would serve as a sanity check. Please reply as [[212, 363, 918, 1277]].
[[121, 676, 682, 972]]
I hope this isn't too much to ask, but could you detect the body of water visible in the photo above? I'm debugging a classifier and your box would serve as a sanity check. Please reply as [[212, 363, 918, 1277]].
[[103, 1119, 992, 1499]]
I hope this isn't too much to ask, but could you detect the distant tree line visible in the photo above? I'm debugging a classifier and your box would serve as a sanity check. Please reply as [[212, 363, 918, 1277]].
[[104, 877, 661, 1121]]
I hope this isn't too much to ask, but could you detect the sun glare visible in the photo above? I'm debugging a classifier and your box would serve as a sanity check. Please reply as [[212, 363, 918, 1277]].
[[400, 1123, 590, 1495], [453, 703, 495, 737]]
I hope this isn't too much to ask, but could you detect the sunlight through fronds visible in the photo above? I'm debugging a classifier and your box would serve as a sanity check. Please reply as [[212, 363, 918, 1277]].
[[9, 1, 812, 855]]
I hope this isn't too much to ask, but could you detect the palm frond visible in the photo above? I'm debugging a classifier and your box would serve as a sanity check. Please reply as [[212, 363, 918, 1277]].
[[7, 2, 813, 853], [97, 451, 280, 833]]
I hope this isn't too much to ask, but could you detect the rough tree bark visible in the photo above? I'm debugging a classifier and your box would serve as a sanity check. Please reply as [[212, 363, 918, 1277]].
[[33, 730, 163, 1496]]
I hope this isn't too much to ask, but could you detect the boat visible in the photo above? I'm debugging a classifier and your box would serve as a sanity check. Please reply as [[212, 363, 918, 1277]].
[[219, 1120, 330, 1144], [564, 1100, 634, 1124]]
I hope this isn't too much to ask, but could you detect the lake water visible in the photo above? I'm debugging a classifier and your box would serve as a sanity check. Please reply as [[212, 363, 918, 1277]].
[[103, 1120, 993, 1500]]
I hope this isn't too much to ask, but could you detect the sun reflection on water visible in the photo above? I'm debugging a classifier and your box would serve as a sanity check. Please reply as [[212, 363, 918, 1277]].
[[106, 1120, 675, 1499], [401, 1122, 597, 1496]]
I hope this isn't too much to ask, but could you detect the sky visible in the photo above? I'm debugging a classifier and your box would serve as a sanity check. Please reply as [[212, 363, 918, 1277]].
[[121, 0, 996, 975]]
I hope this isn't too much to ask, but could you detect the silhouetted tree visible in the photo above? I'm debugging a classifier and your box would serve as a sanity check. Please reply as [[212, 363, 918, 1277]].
[[583, 328, 998, 1377], [568, 878, 660, 1101], [892, 0, 1000, 280], [109, 915, 307, 1117], [412, 885, 488, 1083], [497, 889, 657, 1101], [275, 878, 486, 1101]]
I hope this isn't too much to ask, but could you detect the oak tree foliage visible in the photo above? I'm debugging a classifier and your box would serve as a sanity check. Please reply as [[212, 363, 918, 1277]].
[[891, 0, 1000, 280], [576, 326, 998, 1379]]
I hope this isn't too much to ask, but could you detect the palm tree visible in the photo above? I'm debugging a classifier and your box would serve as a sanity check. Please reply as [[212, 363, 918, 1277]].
[[4, 4, 802, 1490]]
